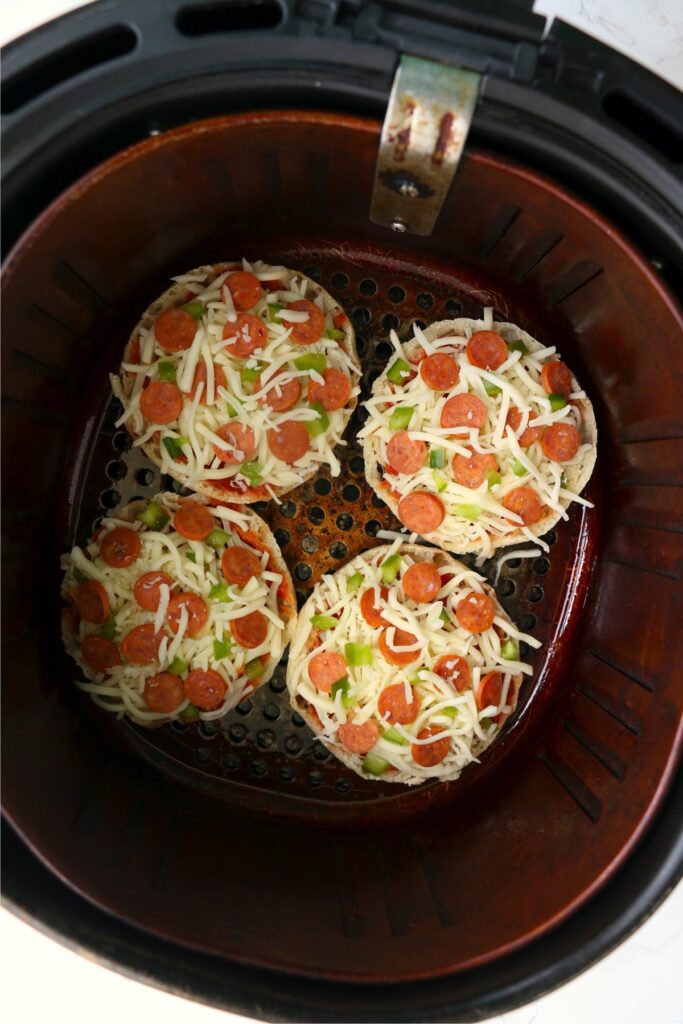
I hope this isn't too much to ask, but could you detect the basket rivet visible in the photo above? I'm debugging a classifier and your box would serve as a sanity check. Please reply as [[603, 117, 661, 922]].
[[398, 180, 420, 198], [391, 218, 408, 232]]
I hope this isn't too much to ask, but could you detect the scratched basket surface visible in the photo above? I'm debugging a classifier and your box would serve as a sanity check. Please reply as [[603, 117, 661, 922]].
[[2, 112, 682, 981]]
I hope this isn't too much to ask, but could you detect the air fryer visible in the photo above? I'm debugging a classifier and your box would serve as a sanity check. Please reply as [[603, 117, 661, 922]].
[[2, 2, 682, 1021]]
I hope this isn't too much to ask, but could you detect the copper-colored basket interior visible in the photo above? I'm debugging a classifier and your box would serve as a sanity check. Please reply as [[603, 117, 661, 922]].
[[2, 111, 682, 981]]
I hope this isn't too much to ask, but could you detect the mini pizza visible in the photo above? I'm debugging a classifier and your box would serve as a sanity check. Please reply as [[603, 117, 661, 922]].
[[60, 493, 296, 725], [111, 260, 361, 503], [360, 314, 597, 557], [286, 542, 540, 785]]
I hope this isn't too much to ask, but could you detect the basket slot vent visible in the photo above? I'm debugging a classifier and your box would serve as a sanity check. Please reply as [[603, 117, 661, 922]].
[[577, 683, 641, 736], [537, 751, 602, 822], [560, 719, 626, 780]]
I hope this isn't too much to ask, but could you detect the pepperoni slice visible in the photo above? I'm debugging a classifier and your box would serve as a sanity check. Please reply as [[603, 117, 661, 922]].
[[420, 352, 459, 391], [378, 683, 420, 724], [231, 610, 268, 649], [456, 592, 496, 633], [186, 360, 227, 404], [359, 586, 389, 628], [143, 672, 185, 713], [154, 308, 197, 353], [134, 571, 174, 611], [82, 635, 120, 673], [225, 270, 263, 311], [412, 726, 450, 767], [477, 671, 503, 711], [402, 562, 441, 603], [452, 449, 498, 489], [184, 668, 227, 711], [307, 368, 352, 411], [99, 527, 141, 568], [541, 360, 572, 397], [174, 502, 214, 541], [440, 393, 487, 430], [267, 420, 310, 464], [540, 422, 580, 462], [466, 331, 508, 370], [506, 406, 542, 446], [121, 623, 162, 665], [212, 422, 257, 464], [502, 485, 543, 525], [221, 546, 261, 586], [287, 299, 325, 344], [73, 580, 110, 625], [333, 311, 347, 329], [222, 313, 267, 358], [379, 628, 420, 666], [386, 431, 427, 475], [433, 654, 471, 693], [140, 381, 183, 425], [256, 372, 301, 412], [338, 718, 380, 755], [397, 491, 445, 535], [167, 593, 209, 637], [308, 650, 347, 693]]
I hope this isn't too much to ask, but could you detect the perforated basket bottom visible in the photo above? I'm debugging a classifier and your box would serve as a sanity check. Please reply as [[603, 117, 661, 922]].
[[69, 245, 590, 803]]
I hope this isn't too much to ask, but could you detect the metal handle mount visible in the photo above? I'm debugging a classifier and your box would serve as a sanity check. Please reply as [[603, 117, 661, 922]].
[[370, 55, 481, 237]]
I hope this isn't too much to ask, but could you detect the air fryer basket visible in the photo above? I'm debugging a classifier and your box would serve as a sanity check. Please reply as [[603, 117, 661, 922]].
[[2, 1, 683, 1019]]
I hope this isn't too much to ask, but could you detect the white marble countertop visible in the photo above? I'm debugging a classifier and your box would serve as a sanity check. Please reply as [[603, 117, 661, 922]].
[[2, 1, 681, 1022]]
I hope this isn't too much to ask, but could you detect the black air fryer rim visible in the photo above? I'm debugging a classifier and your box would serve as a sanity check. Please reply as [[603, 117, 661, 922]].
[[2, 0, 682, 1019]]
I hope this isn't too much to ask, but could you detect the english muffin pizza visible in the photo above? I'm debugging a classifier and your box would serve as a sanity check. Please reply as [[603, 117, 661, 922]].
[[111, 260, 361, 503], [360, 314, 597, 557], [61, 493, 295, 724], [287, 542, 539, 785]]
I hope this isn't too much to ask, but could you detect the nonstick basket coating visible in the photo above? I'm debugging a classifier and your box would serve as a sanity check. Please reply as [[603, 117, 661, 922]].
[[2, 112, 682, 982]]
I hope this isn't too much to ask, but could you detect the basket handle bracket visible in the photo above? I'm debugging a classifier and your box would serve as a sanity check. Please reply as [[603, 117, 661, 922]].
[[369, 55, 480, 237]]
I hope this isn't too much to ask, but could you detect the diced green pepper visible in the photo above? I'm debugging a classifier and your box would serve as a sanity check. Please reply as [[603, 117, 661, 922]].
[[380, 553, 402, 584], [168, 656, 187, 676], [99, 615, 117, 641], [510, 457, 527, 477], [244, 658, 265, 679], [240, 363, 264, 387], [209, 582, 231, 603], [158, 360, 177, 382], [483, 379, 502, 397], [331, 676, 355, 709], [549, 392, 567, 411], [387, 357, 411, 384], [344, 642, 373, 667], [162, 435, 188, 460], [310, 614, 338, 630], [179, 703, 199, 722], [508, 339, 528, 355], [226, 401, 239, 418], [326, 327, 345, 340], [442, 706, 459, 718], [383, 725, 408, 745], [346, 572, 363, 594], [439, 608, 450, 624], [183, 300, 205, 319], [480, 717, 495, 730], [454, 503, 482, 522], [433, 470, 448, 493], [389, 406, 414, 430], [139, 501, 170, 531], [501, 639, 519, 661], [206, 528, 231, 549], [485, 469, 502, 490], [305, 401, 329, 438], [362, 752, 390, 776], [213, 638, 230, 660], [294, 353, 327, 374], [560, 471, 568, 488], [408, 669, 426, 686], [185, 551, 197, 563], [239, 461, 264, 486], [267, 303, 283, 322], [73, 567, 87, 583], [429, 448, 446, 469]]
